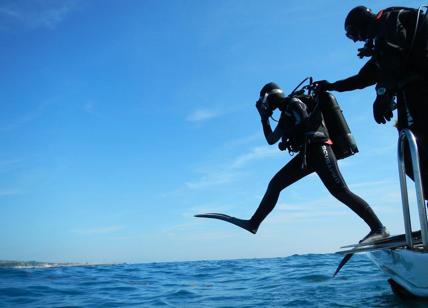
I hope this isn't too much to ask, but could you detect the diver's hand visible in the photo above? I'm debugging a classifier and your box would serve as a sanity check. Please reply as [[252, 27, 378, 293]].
[[313, 80, 333, 92], [278, 140, 290, 151], [357, 46, 373, 59], [373, 91, 393, 124], [357, 40, 374, 59], [256, 99, 272, 121]]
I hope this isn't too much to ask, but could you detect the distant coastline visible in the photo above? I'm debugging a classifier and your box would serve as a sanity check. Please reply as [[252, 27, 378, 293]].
[[0, 260, 97, 269]]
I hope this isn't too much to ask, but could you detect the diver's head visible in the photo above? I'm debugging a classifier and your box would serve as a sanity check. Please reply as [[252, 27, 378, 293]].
[[344, 6, 377, 42], [259, 82, 285, 111]]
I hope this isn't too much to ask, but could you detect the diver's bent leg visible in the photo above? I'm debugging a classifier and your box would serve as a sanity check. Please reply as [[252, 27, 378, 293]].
[[249, 154, 313, 232], [330, 187, 384, 231], [315, 144, 384, 231]]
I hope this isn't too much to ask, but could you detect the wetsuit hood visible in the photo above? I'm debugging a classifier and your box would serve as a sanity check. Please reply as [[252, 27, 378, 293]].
[[259, 82, 285, 110], [345, 6, 377, 42]]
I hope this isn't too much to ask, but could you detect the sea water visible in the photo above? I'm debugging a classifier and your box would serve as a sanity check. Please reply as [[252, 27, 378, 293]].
[[1, 253, 427, 307]]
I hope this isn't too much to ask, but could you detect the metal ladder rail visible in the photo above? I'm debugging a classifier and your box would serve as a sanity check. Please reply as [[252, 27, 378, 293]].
[[397, 129, 428, 249]]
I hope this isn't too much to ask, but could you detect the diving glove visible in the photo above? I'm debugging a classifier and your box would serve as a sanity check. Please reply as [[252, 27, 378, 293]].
[[314, 80, 333, 92], [357, 40, 374, 59], [373, 87, 394, 124], [256, 98, 272, 121]]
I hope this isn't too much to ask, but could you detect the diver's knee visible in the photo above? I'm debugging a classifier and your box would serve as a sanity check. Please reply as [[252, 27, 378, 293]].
[[329, 186, 349, 200], [267, 177, 282, 194]]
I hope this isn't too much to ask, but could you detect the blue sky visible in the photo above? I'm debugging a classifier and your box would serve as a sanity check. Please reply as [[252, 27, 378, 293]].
[[0, 0, 423, 263]]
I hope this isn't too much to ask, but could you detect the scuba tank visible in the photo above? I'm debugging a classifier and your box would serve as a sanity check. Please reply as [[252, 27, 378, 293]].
[[317, 91, 359, 159], [286, 77, 359, 160]]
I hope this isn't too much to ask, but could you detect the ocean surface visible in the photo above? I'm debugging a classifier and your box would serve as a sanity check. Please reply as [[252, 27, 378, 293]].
[[1, 253, 427, 307]]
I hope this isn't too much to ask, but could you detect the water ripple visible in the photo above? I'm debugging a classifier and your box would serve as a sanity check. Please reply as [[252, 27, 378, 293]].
[[0, 254, 422, 307]]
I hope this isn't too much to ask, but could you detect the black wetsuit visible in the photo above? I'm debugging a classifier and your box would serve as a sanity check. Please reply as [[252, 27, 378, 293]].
[[327, 7, 428, 198], [248, 95, 383, 231]]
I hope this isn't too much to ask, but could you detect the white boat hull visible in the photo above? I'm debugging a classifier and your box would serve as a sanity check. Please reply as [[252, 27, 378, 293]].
[[369, 249, 428, 297]]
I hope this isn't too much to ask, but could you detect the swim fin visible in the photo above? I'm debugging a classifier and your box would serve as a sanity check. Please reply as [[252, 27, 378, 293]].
[[340, 230, 421, 249], [194, 213, 257, 234], [333, 253, 354, 277]]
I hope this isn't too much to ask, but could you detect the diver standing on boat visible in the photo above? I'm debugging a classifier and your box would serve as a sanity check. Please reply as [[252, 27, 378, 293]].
[[315, 5, 428, 199], [196, 82, 388, 244]]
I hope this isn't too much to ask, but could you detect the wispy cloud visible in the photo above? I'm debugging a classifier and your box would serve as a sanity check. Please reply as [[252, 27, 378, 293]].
[[82, 101, 108, 119], [185, 169, 241, 189], [270, 209, 348, 224], [0, 0, 80, 30], [348, 179, 395, 189], [0, 159, 23, 171], [0, 7, 19, 18], [185, 143, 278, 190], [231, 146, 278, 168], [83, 102, 96, 114], [223, 132, 261, 148], [268, 196, 354, 224], [186, 109, 220, 124], [0, 189, 22, 197], [0, 101, 50, 132], [72, 225, 124, 236]]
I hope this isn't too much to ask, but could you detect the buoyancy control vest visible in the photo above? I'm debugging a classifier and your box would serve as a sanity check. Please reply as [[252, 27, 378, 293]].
[[376, 6, 428, 54], [282, 92, 358, 160], [374, 7, 428, 85], [279, 95, 329, 153]]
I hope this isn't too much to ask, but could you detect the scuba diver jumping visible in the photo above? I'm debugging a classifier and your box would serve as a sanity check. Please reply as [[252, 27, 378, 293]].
[[196, 80, 389, 244]]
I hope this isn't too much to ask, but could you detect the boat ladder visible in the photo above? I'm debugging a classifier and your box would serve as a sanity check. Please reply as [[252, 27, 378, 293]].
[[397, 129, 428, 250]]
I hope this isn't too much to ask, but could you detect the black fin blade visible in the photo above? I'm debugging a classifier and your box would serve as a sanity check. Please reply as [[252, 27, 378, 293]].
[[333, 253, 354, 277], [194, 213, 233, 220], [194, 213, 256, 234]]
